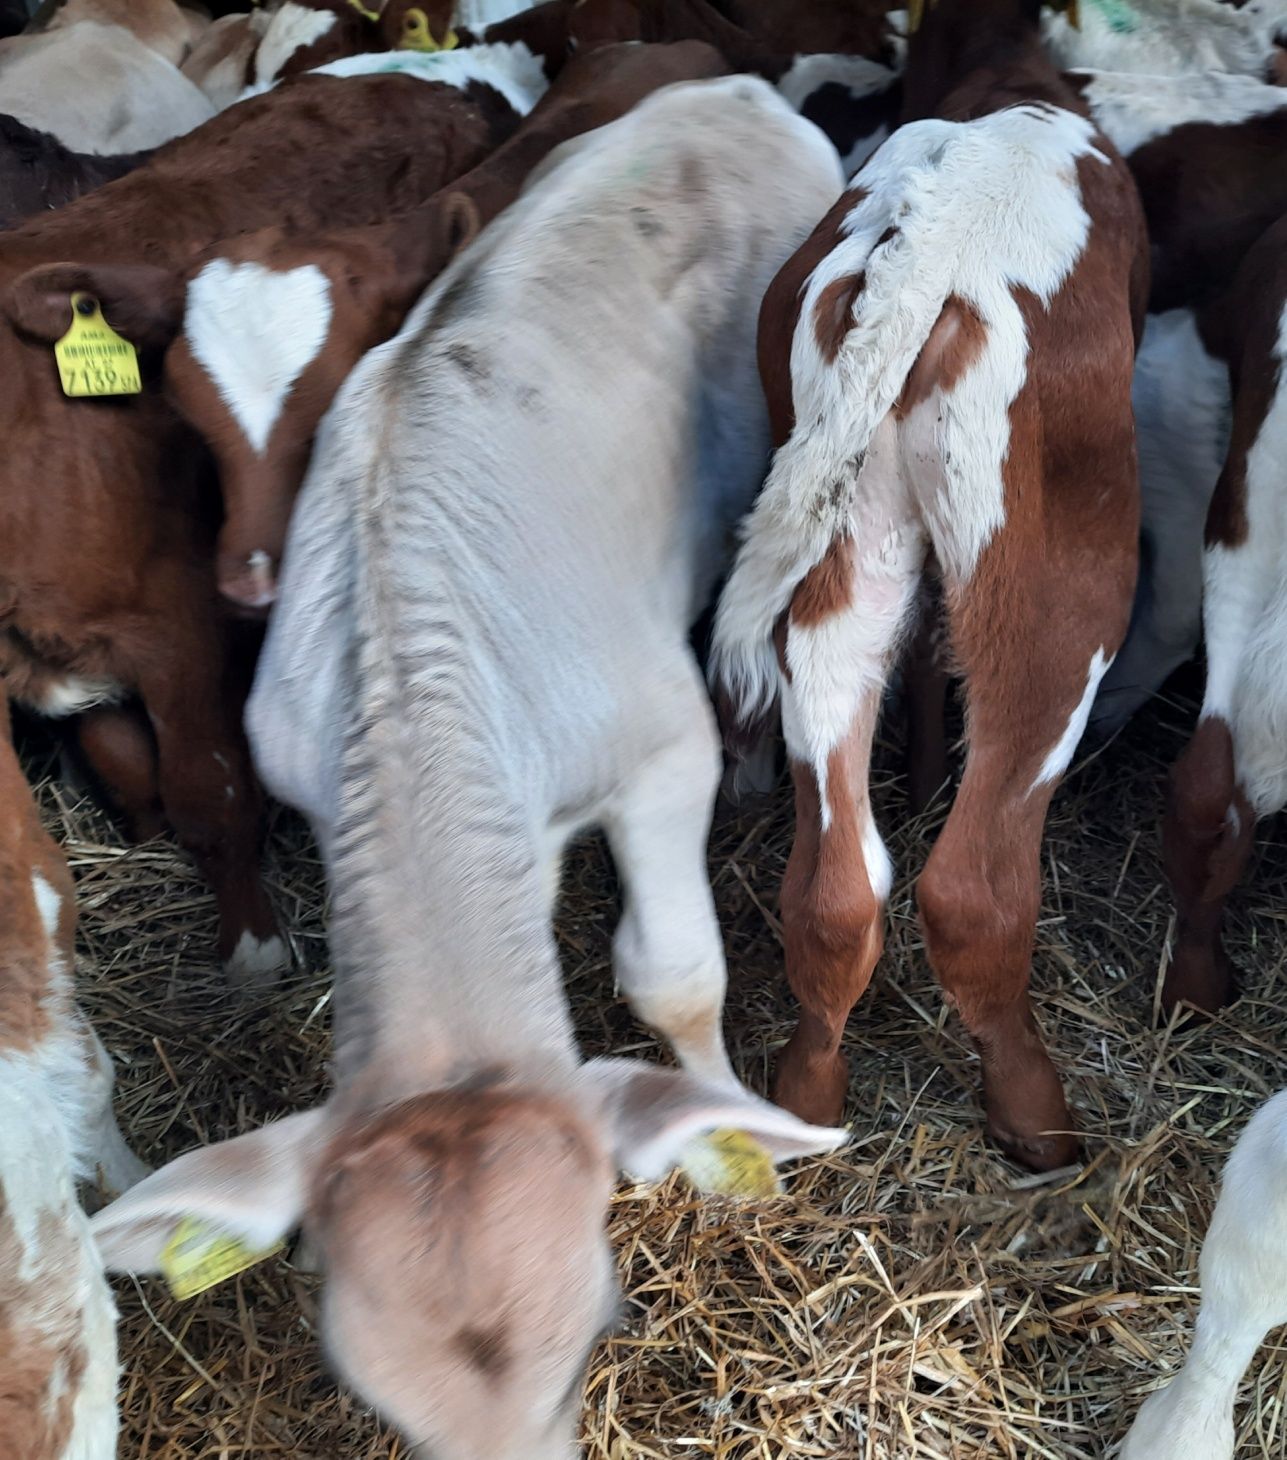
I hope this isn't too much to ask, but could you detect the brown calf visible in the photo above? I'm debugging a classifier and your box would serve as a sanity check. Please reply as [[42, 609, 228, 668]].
[[153, 39, 726, 609], [0, 67, 521, 982], [714, 0, 1147, 1169]]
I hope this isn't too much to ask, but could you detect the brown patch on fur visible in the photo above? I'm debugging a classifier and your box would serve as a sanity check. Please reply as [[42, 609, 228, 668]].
[[0, 1193, 94, 1460], [456, 1324, 510, 1377], [790, 536, 853, 627], [759, 186, 868, 446], [898, 293, 987, 414], [812, 269, 866, 364]]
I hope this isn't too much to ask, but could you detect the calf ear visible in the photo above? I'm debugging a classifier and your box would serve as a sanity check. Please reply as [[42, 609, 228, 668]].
[[5, 262, 185, 350], [582, 1058, 847, 1182], [440, 191, 481, 257], [89, 1108, 328, 1272]]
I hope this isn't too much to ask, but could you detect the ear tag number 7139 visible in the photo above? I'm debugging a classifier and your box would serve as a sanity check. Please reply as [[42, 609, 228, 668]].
[[54, 291, 142, 398]]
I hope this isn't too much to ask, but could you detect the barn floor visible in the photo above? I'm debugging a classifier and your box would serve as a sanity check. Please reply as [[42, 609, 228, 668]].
[[26, 675, 1287, 1460]]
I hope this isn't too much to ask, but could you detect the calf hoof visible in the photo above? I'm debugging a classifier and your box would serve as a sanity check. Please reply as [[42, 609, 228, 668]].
[[1161, 942, 1237, 1019], [222, 929, 289, 987], [772, 1035, 850, 1127], [987, 1117, 1081, 1173]]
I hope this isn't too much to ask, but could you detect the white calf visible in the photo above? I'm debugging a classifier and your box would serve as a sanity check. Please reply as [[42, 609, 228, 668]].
[[1045, 0, 1287, 80], [91, 77, 848, 1460], [1123, 1088, 1287, 1460]]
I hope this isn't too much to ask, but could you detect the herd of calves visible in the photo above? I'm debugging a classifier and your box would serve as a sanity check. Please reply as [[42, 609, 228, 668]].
[[6, 0, 1287, 1455]]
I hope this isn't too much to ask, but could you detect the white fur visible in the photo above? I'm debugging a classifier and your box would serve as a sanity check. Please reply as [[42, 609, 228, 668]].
[[1093, 310, 1230, 736], [1201, 302, 1287, 815], [252, 1, 336, 88], [1030, 647, 1112, 791], [1122, 1087, 1287, 1460], [712, 104, 1104, 723], [1045, 0, 1287, 79], [0, 21, 215, 152], [185, 259, 334, 457], [223, 930, 289, 984], [37, 674, 123, 719], [775, 53, 899, 175], [307, 41, 548, 116], [1078, 66, 1287, 156]]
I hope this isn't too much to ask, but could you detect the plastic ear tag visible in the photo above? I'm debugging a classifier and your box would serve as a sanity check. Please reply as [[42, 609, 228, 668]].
[[680, 1128, 782, 1198], [54, 293, 141, 398], [906, 0, 926, 33], [399, 7, 459, 51], [159, 1217, 282, 1300]]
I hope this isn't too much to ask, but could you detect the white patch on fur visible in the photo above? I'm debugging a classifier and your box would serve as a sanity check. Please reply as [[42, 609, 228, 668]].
[[253, 2, 336, 87], [713, 104, 1102, 722], [775, 53, 898, 174], [1045, 0, 1287, 78], [37, 675, 123, 719], [1094, 310, 1230, 734], [310, 40, 548, 116], [1201, 302, 1287, 815], [185, 259, 333, 456], [223, 931, 288, 983], [1121, 1086, 1287, 1460], [1030, 648, 1112, 791], [31, 871, 61, 942], [1079, 66, 1287, 156]]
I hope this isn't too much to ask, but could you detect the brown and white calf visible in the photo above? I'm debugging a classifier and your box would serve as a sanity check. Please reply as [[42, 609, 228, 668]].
[[0, 114, 149, 230], [713, 0, 1147, 1169], [0, 685, 148, 1460], [180, 8, 273, 109], [153, 40, 719, 609], [0, 1, 215, 151], [0, 64, 525, 981], [1069, 68, 1287, 734], [91, 77, 846, 1460], [1159, 217, 1287, 1016]]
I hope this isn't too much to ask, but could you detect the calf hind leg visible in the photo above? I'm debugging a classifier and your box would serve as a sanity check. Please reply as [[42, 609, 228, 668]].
[[917, 566, 1121, 1169], [72, 702, 165, 841]]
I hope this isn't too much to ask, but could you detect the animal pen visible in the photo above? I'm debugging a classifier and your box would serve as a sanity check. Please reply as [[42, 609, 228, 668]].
[[22, 664, 1287, 1459]]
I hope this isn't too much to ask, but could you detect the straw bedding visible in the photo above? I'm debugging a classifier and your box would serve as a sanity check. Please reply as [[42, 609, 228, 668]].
[[20, 666, 1287, 1459]]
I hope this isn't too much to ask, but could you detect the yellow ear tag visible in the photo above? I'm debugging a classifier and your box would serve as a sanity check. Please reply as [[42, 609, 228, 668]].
[[1067, 0, 1081, 29], [399, 7, 459, 51], [54, 293, 141, 399], [159, 1217, 282, 1300], [680, 1128, 782, 1199], [906, 0, 925, 34]]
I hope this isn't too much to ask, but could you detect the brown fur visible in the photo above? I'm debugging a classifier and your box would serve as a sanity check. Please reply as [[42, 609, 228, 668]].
[[0, 69, 519, 976], [790, 536, 853, 626], [812, 268, 866, 363], [161, 41, 728, 608], [757, 0, 1149, 1169]]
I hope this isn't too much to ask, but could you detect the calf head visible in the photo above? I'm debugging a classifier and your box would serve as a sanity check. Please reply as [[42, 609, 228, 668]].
[[164, 198, 480, 612], [91, 1059, 843, 1460]]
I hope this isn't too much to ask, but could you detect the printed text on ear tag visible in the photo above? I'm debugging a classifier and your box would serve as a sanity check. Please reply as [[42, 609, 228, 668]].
[[54, 292, 142, 398], [680, 1128, 782, 1198], [159, 1217, 282, 1300]]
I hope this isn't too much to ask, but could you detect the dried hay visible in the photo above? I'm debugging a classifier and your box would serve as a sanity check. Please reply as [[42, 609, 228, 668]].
[[21, 673, 1287, 1459]]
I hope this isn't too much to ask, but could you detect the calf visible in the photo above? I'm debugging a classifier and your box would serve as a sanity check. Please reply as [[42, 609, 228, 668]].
[[156, 40, 721, 609], [1067, 68, 1287, 734], [0, 64, 526, 981], [1160, 217, 1287, 1015], [0, 3, 215, 152], [90, 77, 846, 1460], [1122, 1086, 1287, 1460], [1044, 0, 1287, 83], [181, 9, 273, 109], [0, 684, 148, 1460], [0, 115, 149, 230], [775, 53, 902, 175], [251, 0, 383, 89], [712, 0, 1147, 1168]]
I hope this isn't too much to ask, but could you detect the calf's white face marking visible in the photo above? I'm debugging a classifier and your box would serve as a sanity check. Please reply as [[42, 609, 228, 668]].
[[185, 259, 333, 457]]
